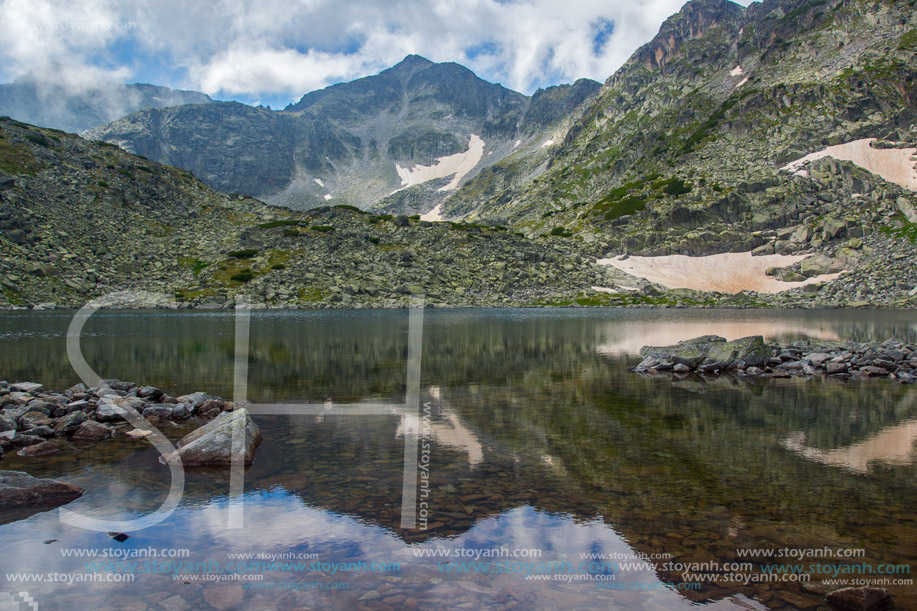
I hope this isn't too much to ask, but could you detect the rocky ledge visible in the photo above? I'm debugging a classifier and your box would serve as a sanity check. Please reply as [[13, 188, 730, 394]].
[[0, 379, 260, 466], [631, 335, 917, 384]]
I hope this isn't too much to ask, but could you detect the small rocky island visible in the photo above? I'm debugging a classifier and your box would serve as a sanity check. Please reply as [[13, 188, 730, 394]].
[[632, 335, 917, 384]]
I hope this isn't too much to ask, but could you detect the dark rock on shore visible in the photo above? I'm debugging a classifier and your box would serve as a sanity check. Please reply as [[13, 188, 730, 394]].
[[0, 470, 82, 506], [72, 420, 113, 442], [632, 336, 917, 384], [0, 379, 240, 460]]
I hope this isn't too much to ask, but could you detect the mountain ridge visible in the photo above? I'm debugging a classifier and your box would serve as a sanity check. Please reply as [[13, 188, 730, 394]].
[[85, 56, 600, 213], [0, 74, 214, 134]]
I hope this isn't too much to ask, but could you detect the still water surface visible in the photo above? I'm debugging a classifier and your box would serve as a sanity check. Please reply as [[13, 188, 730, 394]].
[[0, 308, 916, 610]]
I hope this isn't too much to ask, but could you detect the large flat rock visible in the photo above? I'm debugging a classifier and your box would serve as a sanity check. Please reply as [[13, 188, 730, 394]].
[[0, 470, 83, 507], [162, 409, 262, 468]]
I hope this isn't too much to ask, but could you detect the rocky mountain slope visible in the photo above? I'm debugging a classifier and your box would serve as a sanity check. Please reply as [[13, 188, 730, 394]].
[[0, 117, 616, 310], [4, 0, 917, 310], [84, 56, 600, 215], [439, 0, 917, 305], [0, 74, 214, 134]]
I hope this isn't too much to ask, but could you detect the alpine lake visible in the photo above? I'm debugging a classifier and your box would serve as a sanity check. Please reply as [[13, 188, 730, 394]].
[[0, 307, 915, 610]]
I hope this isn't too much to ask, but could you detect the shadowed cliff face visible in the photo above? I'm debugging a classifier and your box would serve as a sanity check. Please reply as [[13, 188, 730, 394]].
[[85, 55, 599, 214]]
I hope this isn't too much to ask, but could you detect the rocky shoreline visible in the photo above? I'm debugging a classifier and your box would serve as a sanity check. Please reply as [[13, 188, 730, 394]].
[[631, 335, 917, 384], [0, 379, 259, 463]]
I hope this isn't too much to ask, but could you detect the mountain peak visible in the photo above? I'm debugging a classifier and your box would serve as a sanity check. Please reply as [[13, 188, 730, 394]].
[[622, 0, 744, 73], [394, 54, 434, 68]]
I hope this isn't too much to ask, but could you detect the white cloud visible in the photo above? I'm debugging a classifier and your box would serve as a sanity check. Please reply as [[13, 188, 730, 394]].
[[0, 0, 757, 101]]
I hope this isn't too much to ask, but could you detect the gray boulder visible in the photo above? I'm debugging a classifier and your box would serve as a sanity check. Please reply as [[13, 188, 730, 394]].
[[0, 470, 83, 506], [138, 386, 164, 399], [10, 382, 43, 394], [94, 397, 127, 422], [72, 420, 113, 441], [161, 409, 261, 467], [55, 411, 88, 436], [640, 335, 728, 369], [142, 404, 174, 419], [728, 336, 771, 369], [65, 399, 90, 413], [639, 335, 770, 371], [19, 411, 51, 430], [172, 403, 193, 420]]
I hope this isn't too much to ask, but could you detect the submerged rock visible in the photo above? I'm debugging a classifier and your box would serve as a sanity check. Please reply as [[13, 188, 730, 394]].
[[162, 408, 262, 467], [16, 440, 60, 457], [826, 586, 891, 611], [0, 470, 83, 506]]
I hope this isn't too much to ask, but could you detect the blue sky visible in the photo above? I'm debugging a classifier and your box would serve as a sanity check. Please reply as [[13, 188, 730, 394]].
[[0, 0, 754, 108]]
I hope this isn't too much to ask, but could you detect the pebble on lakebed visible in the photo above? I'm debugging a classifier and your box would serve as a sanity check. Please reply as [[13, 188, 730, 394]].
[[0, 379, 260, 467], [631, 335, 917, 384]]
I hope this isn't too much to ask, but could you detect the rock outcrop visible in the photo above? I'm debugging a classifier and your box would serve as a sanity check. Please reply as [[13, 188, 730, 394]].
[[0, 470, 83, 506], [633, 336, 917, 384], [162, 408, 262, 467]]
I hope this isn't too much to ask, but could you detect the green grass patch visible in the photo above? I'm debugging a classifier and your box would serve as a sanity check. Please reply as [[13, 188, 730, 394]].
[[549, 226, 573, 237], [178, 257, 211, 275], [657, 177, 692, 196], [899, 29, 917, 50], [0, 135, 39, 175], [282, 228, 301, 237], [680, 99, 737, 154], [230, 269, 255, 283], [25, 132, 50, 147], [310, 225, 334, 233], [298, 287, 328, 303], [334, 204, 365, 213], [880, 213, 917, 243]]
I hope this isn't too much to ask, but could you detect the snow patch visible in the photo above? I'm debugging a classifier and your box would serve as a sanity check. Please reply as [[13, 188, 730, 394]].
[[591, 285, 638, 294], [314, 178, 324, 187], [323, 194, 332, 200], [782, 138, 917, 191], [735, 77, 749, 89], [730, 65, 744, 77], [541, 138, 556, 148], [394, 134, 485, 192], [598, 252, 841, 294], [420, 203, 444, 222], [514, 139, 522, 148]]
